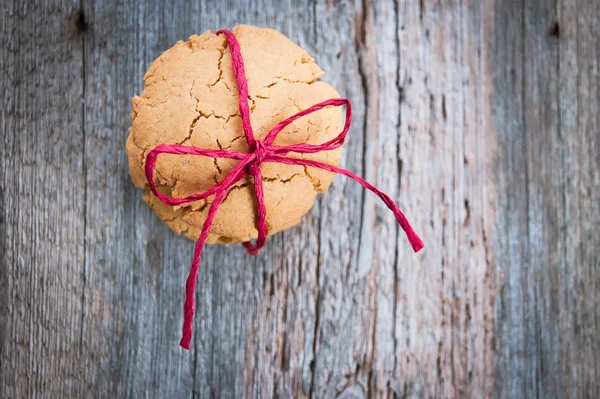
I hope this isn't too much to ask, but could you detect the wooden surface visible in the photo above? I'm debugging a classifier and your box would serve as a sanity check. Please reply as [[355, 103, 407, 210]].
[[0, 0, 598, 397]]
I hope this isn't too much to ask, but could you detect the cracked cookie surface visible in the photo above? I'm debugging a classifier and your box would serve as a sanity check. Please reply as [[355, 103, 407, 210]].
[[126, 25, 343, 243]]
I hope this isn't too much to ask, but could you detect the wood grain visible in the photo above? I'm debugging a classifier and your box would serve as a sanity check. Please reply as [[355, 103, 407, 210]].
[[0, 1, 86, 397], [394, 1, 496, 397], [0, 0, 598, 398], [493, 0, 600, 397]]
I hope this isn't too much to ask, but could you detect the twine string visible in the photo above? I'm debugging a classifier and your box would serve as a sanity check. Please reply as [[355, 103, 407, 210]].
[[144, 29, 424, 350]]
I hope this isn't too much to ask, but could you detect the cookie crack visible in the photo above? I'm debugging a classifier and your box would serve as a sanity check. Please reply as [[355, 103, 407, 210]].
[[185, 77, 205, 144], [159, 212, 179, 222], [212, 162, 221, 184], [182, 110, 240, 146], [280, 173, 302, 183], [221, 134, 246, 149], [274, 75, 318, 85], [269, 173, 303, 210], [255, 76, 317, 100], [154, 167, 172, 185], [207, 47, 225, 88], [179, 197, 209, 214], [287, 95, 303, 112], [223, 183, 250, 203], [261, 173, 302, 184], [182, 113, 202, 145], [212, 140, 224, 184], [302, 164, 322, 192], [184, 47, 229, 145], [194, 199, 210, 213]]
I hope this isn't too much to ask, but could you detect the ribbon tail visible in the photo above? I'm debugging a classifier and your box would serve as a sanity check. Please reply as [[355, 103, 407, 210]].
[[266, 156, 425, 253], [242, 164, 268, 255], [179, 187, 229, 350]]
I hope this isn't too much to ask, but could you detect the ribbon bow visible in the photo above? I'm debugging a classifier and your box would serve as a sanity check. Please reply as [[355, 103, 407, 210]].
[[145, 29, 424, 350]]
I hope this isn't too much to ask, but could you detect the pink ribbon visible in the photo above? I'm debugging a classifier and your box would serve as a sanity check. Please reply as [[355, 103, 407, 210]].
[[145, 29, 424, 350]]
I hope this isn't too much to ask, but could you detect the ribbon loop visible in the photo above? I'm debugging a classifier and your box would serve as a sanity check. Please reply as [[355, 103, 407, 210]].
[[144, 29, 424, 351]]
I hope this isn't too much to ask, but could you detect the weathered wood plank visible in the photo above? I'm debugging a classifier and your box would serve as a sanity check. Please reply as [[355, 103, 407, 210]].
[[556, 0, 600, 395], [298, 1, 369, 397], [492, 0, 530, 396], [394, 1, 497, 397], [493, 0, 600, 397], [80, 1, 197, 396], [192, 2, 328, 398], [0, 1, 86, 397], [557, 0, 600, 396]]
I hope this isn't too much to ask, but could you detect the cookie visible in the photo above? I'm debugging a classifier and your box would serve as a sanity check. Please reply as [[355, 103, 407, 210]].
[[126, 25, 343, 243]]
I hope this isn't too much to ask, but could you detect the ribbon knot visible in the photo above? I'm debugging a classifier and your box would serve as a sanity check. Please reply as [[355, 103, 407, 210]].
[[144, 29, 424, 350], [251, 140, 268, 166]]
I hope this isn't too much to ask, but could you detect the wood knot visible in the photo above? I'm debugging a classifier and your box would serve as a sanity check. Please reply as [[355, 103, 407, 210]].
[[71, 9, 89, 35], [547, 19, 560, 39]]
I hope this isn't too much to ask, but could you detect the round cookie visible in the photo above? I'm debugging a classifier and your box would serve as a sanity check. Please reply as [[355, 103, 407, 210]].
[[127, 25, 343, 243]]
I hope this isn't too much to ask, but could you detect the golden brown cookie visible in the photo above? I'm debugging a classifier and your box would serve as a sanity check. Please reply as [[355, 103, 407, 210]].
[[127, 25, 343, 243]]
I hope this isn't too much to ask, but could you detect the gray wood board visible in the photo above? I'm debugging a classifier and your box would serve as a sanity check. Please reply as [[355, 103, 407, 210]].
[[0, 0, 598, 398], [493, 0, 600, 397]]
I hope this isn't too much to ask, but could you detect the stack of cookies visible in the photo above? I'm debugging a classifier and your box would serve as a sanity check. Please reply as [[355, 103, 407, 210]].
[[126, 25, 343, 244]]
